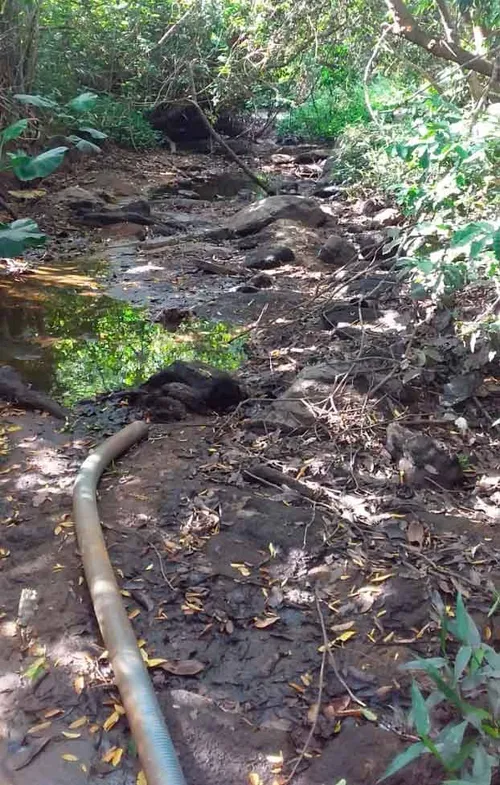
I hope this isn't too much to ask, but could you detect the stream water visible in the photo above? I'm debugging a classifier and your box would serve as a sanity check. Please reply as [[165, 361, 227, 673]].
[[0, 252, 244, 406]]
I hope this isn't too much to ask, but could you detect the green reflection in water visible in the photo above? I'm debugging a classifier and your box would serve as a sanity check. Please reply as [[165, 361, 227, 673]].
[[47, 296, 245, 406]]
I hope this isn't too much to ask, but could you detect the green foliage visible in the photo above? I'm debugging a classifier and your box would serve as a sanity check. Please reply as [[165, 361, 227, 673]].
[[277, 82, 369, 142], [42, 296, 245, 405], [0, 218, 46, 258], [6, 146, 68, 181], [13, 91, 106, 152], [381, 594, 500, 785], [83, 96, 160, 149]]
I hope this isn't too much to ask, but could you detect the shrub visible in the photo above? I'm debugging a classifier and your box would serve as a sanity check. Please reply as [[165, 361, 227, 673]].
[[85, 97, 161, 150], [382, 593, 500, 785]]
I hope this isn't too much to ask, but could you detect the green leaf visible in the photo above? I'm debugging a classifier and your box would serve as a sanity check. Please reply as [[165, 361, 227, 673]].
[[78, 126, 108, 140], [493, 229, 500, 263], [454, 646, 472, 681], [435, 720, 468, 765], [67, 92, 98, 113], [472, 744, 493, 785], [450, 223, 492, 249], [411, 681, 430, 736], [1, 119, 29, 143], [401, 657, 447, 672], [378, 742, 427, 781], [451, 594, 481, 647], [67, 135, 102, 153], [0, 217, 46, 257], [12, 146, 67, 181], [14, 93, 59, 110]]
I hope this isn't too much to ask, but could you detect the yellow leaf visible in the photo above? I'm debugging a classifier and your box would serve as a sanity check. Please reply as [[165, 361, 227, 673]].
[[103, 711, 120, 732], [300, 673, 312, 687], [254, 615, 279, 629], [44, 708, 63, 718], [61, 754, 79, 762], [371, 572, 394, 583], [248, 773, 262, 785], [333, 630, 356, 644], [111, 747, 124, 767], [81, 763, 88, 773], [231, 563, 251, 577], [140, 648, 149, 662], [102, 747, 118, 763], [69, 716, 88, 729], [288, 682, 305, 694], [121, 590, 131, 597], [54, 526, 62, 536], [0, 548, 10, 558], [266, 752, 284, 765], [27, 721, 51, 734], [8, 189, 46, 200], [137, 639, 146, 648], [62, 731, 81, 739], [147, 658, 168, 668], [128, 608, 140, 620], [53, 563, 65, 571], [73, 676, 84, 695], [145, 563, 154, 571], [89, 724, 100, 734], [137, 771, 147, 785]]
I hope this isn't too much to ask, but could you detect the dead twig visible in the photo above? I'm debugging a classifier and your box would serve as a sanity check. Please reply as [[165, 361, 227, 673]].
[[315, 592, 366, 708], [285, 593, 327, 783]]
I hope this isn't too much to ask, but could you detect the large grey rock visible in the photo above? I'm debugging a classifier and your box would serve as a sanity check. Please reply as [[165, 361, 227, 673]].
[[229, 195, 326, 236], [54, 186, 106, 210], [259, 361, 358, 430], [318, 235, 357, 266]]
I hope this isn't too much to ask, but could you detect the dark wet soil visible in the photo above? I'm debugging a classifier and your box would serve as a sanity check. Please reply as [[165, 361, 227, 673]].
[[1, 146, 500, 785]]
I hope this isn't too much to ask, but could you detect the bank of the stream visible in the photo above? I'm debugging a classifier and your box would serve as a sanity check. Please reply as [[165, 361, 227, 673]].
[[1, 145, 499, 785]]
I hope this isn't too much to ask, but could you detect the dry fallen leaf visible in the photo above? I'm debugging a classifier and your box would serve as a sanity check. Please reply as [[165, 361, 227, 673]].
[[110, 747, 124, 767], [62, 732, 81, 739], [27, 721, 51, 735], [307, 703, 320, 724], [61, 754, 79, 762], [254, 615, 279, 629], [406, 520, 425, 548], [137, 771, 147, 785], [231, 562, 251, 577], [103, 711, 121, 732], [44, 708, 63, 719], [248, 773, 262, 785], [147, 658, 168, 668], [102, 747, 118, 764], [69, 716, 87, 729], [159, 659, 205, 676]]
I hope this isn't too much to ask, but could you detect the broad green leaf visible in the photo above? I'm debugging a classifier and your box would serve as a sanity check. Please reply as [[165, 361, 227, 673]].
[[13, 146, 67, 181], [378, 742, 427, 781], [411, 681, 430, 736], [451, 594, 481, 647], [67, 92, 98, 113], [14, 93, 59, 110], [67, 135, 102, 153], [471, 744, 493, 785], [78, 126, 108, 140], [435, 720, 468, 764], [493, 229, 500, 263], [454, 646, 472, 681], [0, 218, 46, 257], [1, 119, 28, 143], [450, 223, 492, 249]]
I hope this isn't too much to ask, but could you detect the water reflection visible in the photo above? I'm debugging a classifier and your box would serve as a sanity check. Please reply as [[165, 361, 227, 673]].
[[0, 264, 245, 406]]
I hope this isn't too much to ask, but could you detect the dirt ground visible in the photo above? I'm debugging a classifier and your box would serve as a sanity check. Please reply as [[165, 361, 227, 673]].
[[1, 144, 499, 785]]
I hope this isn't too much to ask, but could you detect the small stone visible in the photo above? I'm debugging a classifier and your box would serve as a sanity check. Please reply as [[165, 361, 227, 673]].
[[371, 207, 401, 227], [318, 235, 357, 266], [249, 272, 273, 289], [245, 245, 295, 269]]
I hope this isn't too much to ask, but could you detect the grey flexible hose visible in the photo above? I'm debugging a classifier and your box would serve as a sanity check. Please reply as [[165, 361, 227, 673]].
[[73, 420, 187, 785]]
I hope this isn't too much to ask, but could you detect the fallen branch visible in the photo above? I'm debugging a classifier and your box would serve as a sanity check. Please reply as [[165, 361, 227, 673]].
[[186, 65, 272, 196]]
